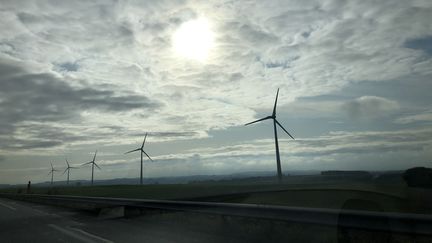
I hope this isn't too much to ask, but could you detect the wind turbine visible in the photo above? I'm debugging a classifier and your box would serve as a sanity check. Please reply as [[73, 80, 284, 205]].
[[245, 88, 295, 182], [62, 158, 78, 185], [82, 150, 101, 185], [48, 162, 59, 185], [125, 133, 153, 185]]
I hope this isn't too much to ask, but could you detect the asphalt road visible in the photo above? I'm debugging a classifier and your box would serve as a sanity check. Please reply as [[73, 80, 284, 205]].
[[1, 197, 320, 243], [2, 197, 429, 243], [0, 197, 117, 243]]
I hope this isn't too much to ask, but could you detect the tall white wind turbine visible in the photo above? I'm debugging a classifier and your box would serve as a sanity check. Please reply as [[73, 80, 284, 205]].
[[48, 162, 59, 185], [245, 88, 295, 182], [125, 133, 153, 185], [82, 150, 101, 185], [63, 158, 78, 185]]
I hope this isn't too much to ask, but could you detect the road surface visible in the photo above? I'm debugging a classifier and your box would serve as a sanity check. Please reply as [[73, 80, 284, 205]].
[[1, 197, 323, 243], [4, 197, 425, 242]]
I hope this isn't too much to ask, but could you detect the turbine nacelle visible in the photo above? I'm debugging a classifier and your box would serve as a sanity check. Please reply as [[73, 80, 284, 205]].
[[124, 133, 153, 162], [48, 162, 59, 175], [63, 158, 78, 174], [244, 89, 294, 140], [82, 150, 101, 169], [48, 162, 59, 185]]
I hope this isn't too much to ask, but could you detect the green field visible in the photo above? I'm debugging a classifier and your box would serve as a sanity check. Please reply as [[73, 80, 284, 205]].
[[2, 174, 430, 214]]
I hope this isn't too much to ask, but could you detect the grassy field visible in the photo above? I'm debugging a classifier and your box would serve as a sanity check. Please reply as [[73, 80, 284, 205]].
[[2, 175, 430, 214]]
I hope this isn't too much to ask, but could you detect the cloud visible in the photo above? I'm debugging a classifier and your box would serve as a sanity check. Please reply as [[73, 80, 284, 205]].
[[395, 110, 432, 124], [0, 1, 432, 183], [342, 96, 399, 120], [0, 58, 160, 150], [404, 35, 432, 55], [56, 62, 79, 72], [290, 128, 432, 157], [213, 127, 431, 158], [1, 0, 430, 141]]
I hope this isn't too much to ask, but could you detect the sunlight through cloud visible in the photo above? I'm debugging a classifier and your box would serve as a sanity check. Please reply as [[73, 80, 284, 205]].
[[172, 18, 215, 62]]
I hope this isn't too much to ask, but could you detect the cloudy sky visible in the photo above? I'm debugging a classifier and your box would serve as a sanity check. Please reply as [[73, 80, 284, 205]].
[[1, 0, 431, 184]]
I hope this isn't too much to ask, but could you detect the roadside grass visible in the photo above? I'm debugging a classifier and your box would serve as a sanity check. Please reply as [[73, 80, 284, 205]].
[[2, 175, 427, 214]]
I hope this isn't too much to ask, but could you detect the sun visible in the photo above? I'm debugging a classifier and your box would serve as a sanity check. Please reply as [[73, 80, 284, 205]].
[[172, 18, 215, 62]]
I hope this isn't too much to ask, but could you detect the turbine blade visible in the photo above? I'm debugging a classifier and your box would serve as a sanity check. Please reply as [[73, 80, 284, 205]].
[[272, 88, 280, 116], [124, 148, 141, 154], [142, 133, 148, 148], [48, 171, 52, 176], [93, 150, 97, 162], [244, 116, 272, 126], [50, 162, 54, 170], [62, 168, 68, 175], [82, 161, 93, 166], [94, 163, 101, 170], [143, 151, 153, 162], [65, 158, 70, 167], [275, 119, 295, 140]]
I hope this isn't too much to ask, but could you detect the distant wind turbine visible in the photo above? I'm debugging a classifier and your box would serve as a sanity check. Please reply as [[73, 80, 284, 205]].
[[82, 150, 101, 185], [245, 88, 295, 182], [125, 133, 153, 185], [48, 162, 59, 185], [62, 158, 78, 185]]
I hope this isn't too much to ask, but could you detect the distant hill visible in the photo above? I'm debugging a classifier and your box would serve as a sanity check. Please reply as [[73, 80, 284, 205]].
[[6, 170, 320, 188], [321, 170, 371, 177], [4, 169, 413, 189]]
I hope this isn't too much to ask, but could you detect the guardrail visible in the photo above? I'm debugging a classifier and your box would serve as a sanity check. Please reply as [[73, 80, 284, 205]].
[[1, 193, 431, 236]]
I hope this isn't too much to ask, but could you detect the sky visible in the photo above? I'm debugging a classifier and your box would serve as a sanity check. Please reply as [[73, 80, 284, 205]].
[[0, 0, 431, 184]]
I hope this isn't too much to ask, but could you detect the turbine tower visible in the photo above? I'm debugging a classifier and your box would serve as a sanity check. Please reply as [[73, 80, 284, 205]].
[[63, 158, 78, 185], [245, 88, 295, 182], [125, 133, 153, 185], [48, 162, 59, 185], [82, 150, 101, 185]]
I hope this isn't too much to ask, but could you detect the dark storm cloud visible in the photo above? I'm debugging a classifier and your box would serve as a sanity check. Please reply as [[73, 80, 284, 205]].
[[1, 60, 159, 116], [0, 58, 160, 149]]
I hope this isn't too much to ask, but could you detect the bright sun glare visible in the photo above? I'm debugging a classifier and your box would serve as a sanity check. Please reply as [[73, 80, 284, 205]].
[[172, 18, 215, 62]]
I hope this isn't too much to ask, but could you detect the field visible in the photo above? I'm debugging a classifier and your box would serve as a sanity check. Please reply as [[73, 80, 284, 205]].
[[2, 174, 431, 214]]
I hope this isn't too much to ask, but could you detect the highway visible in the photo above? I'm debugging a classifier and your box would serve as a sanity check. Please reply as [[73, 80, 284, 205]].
[[2, 196, 430, 242], [0, 197, 123, 243], [0, 197, 298, 243]]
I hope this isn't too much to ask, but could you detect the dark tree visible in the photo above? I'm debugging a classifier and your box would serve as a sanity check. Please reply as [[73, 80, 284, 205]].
[[403, 167, 432, 188]]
